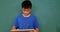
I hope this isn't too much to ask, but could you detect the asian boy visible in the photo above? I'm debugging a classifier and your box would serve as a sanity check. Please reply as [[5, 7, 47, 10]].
[[12, 0, 39, 32]]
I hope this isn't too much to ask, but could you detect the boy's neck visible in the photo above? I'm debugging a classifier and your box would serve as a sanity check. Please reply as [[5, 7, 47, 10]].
[[22, 13, 31, 17]]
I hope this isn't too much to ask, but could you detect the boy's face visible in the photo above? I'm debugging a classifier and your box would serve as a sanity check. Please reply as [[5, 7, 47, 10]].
[[22, 8, 31, 14]]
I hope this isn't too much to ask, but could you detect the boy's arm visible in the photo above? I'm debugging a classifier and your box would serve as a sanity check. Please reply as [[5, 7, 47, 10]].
[[33, 16, 39, 32], [34, 28, 39, 32], [12, 17, 18, 30]]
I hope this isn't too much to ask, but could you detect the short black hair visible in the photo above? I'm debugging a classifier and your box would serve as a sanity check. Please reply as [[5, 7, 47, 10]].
[[22, 0, 32, 9]]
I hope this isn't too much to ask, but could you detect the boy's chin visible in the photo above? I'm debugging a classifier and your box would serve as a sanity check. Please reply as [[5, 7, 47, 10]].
[[26, 13, 29, 14], [23, 13, 30, 15], [24, 13, 30, 14]]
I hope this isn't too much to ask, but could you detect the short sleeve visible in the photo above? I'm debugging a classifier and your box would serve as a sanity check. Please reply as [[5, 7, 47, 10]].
[[13, 17, 19, 28], [33, 16, 39, 29]]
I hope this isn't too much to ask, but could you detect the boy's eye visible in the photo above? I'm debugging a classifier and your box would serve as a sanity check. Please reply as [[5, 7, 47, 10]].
[[24, 9, 30, 11], [25, 10, 29, 12]]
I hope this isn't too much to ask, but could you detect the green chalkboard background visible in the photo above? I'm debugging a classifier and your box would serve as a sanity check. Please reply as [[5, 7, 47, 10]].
[[0, 0, 60, 32]]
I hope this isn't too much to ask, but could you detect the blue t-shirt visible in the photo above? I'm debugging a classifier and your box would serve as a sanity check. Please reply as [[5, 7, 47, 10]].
[[13, 14, 39, 29]]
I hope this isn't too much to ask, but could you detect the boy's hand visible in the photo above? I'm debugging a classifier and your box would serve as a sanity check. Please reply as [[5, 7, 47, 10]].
[[12, 26, 16, 30], [33, 28, 39, 32], [34, 30, 38, 32]]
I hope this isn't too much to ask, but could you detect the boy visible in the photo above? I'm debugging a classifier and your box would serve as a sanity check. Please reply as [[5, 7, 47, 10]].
[[12, 0, 39, 32]]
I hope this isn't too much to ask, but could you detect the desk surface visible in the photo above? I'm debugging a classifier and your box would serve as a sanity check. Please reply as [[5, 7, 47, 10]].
[[11, 29, 34, 31]]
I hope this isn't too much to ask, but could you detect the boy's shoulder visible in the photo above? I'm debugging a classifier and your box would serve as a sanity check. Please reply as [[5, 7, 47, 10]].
[[31, 14, 36, 17], [16, 14, 22, 18], [30, 14, 37, 19]]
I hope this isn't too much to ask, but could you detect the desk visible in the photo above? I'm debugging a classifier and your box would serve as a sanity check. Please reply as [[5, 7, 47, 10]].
[[11, 29, 34, 32]]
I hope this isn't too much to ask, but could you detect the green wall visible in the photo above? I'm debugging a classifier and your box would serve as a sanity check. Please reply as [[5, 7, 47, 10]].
[[0, 0, 60, 32]]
